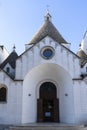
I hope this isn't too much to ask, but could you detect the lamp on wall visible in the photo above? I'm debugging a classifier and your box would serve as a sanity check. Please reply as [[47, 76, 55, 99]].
[[28, 94, 31, 96], [65, 93, 68, 96]]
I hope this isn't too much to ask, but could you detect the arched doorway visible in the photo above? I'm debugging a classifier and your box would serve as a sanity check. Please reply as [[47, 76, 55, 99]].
[[37, 82, 59, 122]]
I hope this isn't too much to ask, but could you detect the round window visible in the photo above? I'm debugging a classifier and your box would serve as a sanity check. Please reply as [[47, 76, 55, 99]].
[[41, 46, 54, 59]]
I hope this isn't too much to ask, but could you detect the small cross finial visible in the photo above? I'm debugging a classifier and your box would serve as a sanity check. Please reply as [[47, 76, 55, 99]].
[[46, 5, 50, 13], [44, 5, 51, 21], [13, 44, 16, 52]]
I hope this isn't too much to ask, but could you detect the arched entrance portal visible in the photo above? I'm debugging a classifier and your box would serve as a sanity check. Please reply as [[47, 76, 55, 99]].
[[37, 82, 59, 122]]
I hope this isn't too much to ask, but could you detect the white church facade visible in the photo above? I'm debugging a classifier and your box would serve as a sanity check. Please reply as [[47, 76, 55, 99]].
[[0, 12, 87, 125]]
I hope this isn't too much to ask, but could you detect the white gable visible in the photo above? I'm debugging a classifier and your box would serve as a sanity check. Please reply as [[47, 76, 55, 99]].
[[15, 36, 80, 80]]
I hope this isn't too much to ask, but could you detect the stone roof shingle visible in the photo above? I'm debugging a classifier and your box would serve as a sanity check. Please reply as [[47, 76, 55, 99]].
[[29, 13, 67, 45], [77, 49, 87, 67]]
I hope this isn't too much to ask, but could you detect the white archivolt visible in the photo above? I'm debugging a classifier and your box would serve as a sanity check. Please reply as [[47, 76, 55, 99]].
[[22, 63, 75, 124]]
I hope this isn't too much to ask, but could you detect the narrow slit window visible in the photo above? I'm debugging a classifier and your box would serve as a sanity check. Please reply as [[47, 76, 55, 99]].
[[6, 67, 10, 73]]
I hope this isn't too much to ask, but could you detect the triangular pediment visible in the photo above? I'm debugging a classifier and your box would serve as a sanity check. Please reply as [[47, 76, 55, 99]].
[[19, 35, 79, 60]]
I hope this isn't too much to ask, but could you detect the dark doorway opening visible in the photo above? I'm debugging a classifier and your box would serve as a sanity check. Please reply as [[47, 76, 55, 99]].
[[43, 99, 54, 122], [37, 82, 59, 122]]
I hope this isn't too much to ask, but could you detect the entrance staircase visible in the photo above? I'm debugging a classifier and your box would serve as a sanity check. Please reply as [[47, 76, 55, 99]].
[[7, 123, 87, 130]]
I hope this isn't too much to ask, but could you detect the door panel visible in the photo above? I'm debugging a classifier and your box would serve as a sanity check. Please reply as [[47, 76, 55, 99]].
[[43, 100, 54, 122], [54, 99, 59, 122], [37, 99, 43, 122]]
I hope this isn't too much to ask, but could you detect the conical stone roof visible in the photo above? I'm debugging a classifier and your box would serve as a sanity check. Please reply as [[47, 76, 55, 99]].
[[77, 48, 87, 67], [29, 13, 67, 45], [77, 31, 87, 67]]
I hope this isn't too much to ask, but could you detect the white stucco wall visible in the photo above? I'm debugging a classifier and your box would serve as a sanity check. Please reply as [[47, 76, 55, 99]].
[[73, 80, 87, 124], [0, 71, 23, 124]]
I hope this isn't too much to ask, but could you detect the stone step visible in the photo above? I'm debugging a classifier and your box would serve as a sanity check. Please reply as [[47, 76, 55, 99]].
[[0, 125, 10, 130], [9, 124, 87, 130]]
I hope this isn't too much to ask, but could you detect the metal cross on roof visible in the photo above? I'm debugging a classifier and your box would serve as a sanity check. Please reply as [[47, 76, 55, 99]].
[[13, 44, 16, 52], [46, 5, 50, 13]]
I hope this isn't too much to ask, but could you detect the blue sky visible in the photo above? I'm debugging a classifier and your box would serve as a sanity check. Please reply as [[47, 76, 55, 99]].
[[0, 0, 87, 55]]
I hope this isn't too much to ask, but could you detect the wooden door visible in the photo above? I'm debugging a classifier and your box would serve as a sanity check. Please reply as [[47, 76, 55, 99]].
[[37, 99, 43, 122], [37, 82, 59, 122], [54, 99, 59, 122]]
